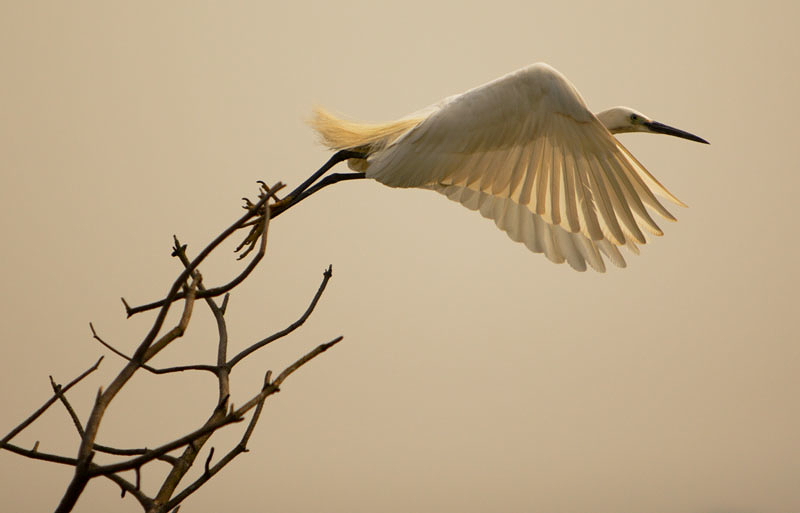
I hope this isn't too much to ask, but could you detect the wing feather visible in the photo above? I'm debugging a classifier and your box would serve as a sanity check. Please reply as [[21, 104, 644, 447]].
[[582, 143, 626, 244], [553, 227, 586, 272], [571, 143, 606, 241], [533, 130, 551, 217], [505, 123, 536, 198], [514, 131, 546, 207], [574, 232, 606, 272], [429, 185, 637, 272], [561, 142, 582, 234], [363, 63, 683, 271], [605, 150, 663, 236], [548, 129, 564, 226], [596, 240, 627, 269], [590, 151, 645, 244]]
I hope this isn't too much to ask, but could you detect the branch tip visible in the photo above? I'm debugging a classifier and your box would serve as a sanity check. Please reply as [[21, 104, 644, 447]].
[[172, 245, 187, 258], [204, 447, 215, 475], [321, 335, 344, 351], [220, 293, 230, 315], [121, 297, 132, 317]]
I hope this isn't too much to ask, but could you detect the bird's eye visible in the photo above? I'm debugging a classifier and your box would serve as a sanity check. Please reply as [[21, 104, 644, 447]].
[[630, 114, 639, 121]]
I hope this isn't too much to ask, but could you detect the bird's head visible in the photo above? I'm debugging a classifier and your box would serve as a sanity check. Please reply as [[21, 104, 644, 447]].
[[596, 106, 709, 144]]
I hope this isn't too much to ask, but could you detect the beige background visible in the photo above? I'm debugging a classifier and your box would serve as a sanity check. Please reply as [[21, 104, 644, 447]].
[[1, 1, 798, 512]]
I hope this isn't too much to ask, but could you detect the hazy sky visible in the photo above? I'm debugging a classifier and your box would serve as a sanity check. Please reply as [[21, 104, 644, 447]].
[[1, 2, 798, 512]]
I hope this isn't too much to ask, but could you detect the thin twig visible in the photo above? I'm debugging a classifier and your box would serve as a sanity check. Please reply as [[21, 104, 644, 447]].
[[227, 265, 334, 369], [92, 336, 343, 478], [50, 390, 175, 465], [241, 371, 272, 444], [172, 237, 232, 398], [5, 442, 154, 508], [1, 357, 103, 448], [50, 377, 85, 437], [142, 276, 200, 362], [272, 336, 343, 388], [91, 324, 219, 375], [125, 183, 281, 316], [93, 444, 179, 465], [163, 369, 283, 511], [57, 273, 203, 512], [203, 447, 215, 475], [105, 472, 152, 509], [2, 442, 79, 466], [89, 323, 131, 362], [88, 414, 244, 476], [51, 381, 170, 470], [147, 364, 220, 375]]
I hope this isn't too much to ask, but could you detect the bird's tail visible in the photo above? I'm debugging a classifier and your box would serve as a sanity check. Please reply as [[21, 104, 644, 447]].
[[308, 106, 425, 153]]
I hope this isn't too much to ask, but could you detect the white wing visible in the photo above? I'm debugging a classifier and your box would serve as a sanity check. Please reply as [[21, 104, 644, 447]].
[[365, 63, 682, 271]]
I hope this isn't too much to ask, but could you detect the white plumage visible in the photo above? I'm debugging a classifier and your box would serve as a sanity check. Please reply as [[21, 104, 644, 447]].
[[310, 63, 708, 272]]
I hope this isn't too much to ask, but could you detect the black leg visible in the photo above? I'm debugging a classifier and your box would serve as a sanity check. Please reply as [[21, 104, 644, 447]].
[[284, 149, 366, 201], [270, 172, 367, 219]]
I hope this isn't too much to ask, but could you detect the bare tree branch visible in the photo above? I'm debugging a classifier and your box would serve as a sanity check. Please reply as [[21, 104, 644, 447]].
[[48, 375, 180, 464], [92, 323, 219, 375], [6, 167, 358, 512], [227, 265, 334, 369], [51, 376, 85, 437], [125, 183, 280, 316], [172, 236, 232, 398], [56, 273, 204, 513], [272, 336, 343, 388], [164, 372, 271, 510], [1, 357, 103, 448], [2, 442, 79, 466], [105, 472, 152, 509], [162, 338, 338, 512], [89, 322, 132, 362]]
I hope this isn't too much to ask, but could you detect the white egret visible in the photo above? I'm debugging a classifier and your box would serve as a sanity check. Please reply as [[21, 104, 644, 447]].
[[308, 63, 708, 272]]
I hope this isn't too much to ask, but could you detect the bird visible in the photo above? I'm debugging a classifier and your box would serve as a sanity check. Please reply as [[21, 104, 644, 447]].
[[309, 63, 708, 272]]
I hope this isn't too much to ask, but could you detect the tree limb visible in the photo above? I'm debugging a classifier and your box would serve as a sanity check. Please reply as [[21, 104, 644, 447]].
[[1, 357, 103, 448]]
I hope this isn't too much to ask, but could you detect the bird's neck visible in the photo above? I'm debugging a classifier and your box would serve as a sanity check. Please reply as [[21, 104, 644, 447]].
[[595, 108, 634, 134]]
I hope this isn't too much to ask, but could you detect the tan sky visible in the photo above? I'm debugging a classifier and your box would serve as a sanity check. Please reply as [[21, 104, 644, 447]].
[[1, 2, 798, 512]]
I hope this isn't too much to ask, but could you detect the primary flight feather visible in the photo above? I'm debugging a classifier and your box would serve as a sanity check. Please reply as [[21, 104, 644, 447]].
[[310, 63, 708, 272]]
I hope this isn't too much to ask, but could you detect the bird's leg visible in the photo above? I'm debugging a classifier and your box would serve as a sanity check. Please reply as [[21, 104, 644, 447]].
[[269, 172, 367, 219], [235, 152, 367, 255], [274, 149, 366, 210]]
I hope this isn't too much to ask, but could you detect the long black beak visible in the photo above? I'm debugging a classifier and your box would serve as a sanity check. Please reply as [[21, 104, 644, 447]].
[[645, 120, 709, 144]]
